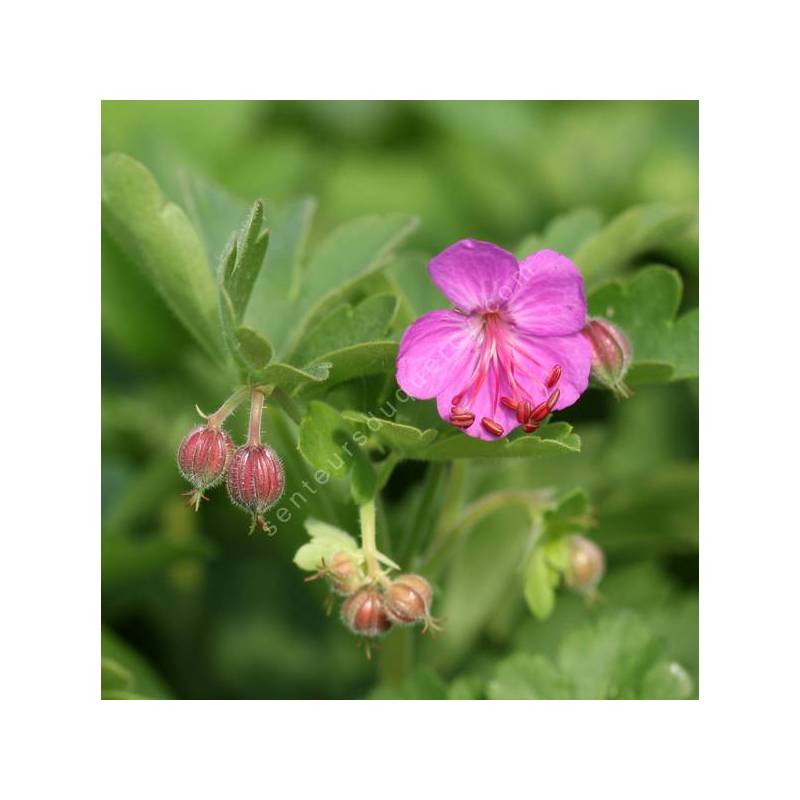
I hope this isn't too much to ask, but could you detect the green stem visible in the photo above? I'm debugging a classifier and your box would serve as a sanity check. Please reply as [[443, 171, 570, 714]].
[[399, 462, 447, 567], [206, 386, 249, 429], [421, 489, 554, 576], [378, 627, 414, 687], [359, 499, 381, 580], [247, 387, 265, 446]]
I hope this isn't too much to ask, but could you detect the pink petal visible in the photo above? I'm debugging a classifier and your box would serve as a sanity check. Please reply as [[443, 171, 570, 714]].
[[396, 310, 479, 399], [429, 239, 519, 313], [510, 331, 592, 410], [507, 249, 587, 336]]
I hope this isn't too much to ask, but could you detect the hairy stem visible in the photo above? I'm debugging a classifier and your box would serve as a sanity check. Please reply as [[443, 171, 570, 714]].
[[247, 387, 265, 446], [421, 489, 555, 575], [359, 499, 381, 580], [206, 387, 249, 430]]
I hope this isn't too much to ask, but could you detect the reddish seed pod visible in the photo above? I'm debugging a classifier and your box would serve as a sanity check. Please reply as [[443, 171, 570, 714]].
[[325, 551, 364, 596], [481, 417, 504, 437], [341, 586, 392, 637], [177, 425, 235, 509], [178, 426, 235, 488], [385, 574, 441, 633], [582, 318, 633, 399], [564, 535, 606, 594], [226, 444, 285, 529]]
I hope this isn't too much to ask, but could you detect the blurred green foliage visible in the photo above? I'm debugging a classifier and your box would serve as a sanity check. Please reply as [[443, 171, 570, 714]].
[[101, 101, 698, 699]]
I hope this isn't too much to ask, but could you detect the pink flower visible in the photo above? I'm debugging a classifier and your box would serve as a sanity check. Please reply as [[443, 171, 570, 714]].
[[396, 240, 592, 440]]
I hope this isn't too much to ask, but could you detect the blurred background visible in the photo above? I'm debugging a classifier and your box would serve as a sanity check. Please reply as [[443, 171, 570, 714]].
[[101, 101, 698, 699]]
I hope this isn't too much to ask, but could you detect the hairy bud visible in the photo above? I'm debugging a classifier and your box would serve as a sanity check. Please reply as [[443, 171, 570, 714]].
[[325, 551, 365, 596], [340, 586, 392, 638], [582, 317, 633, 399], [226, 444, 285, 531], [177, 425, 234, 510], [564, 535, 606, 594], [384, 574, 440, 633]]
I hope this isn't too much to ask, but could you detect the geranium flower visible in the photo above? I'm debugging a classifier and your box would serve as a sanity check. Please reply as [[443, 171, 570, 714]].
[[396, 240, 592, 440]]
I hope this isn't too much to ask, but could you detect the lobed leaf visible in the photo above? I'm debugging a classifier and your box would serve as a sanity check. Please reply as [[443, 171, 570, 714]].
[[101, 153, 223, 361], [419, 422, 581, 461], [588, 265, 698, 384], [574, 202, 697, 282]]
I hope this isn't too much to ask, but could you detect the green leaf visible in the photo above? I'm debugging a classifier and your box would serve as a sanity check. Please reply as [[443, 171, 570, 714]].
[[280, 214, 419, 358], [350, 447, 378, 504], [251, 361, 332, 393], [574, 202, 696, 282], [588, 265, 698, 383], [447, 675, 486, 700], [293, 518, 360, 572], [297, 401, 355, 478], [341, 411, 438, 451], [515, 208, 604, 259], [488, 654, 572, 700], [221, 200, 271, 323], [419, 422, 581, 461], [101, 628, 172, 699], [557, 610, 664, 699], [233, 326, 273, 370], [297, 342, 399, 396], [369, 668, 449, 700], [244, 197, 317, 341], [523, 546, 558, 620], [102, 530, 214, 588], [640, 661, 694, 700], [292, 293, 399, 366], [101, 153, 223, 361]]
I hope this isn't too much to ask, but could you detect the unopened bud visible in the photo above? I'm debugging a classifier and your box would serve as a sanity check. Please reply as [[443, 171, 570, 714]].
[[177, 425, 234, 510], [340, 586, 392, 637], [226, 444, 285, 531], [582, 318, 633, 399], [384, 574, 440, 633], [325, 551, 364, 596], [564, 535, 605, 594]]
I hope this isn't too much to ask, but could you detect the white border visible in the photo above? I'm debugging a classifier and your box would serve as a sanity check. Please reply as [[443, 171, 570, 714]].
[[3, 1, 799, 797]]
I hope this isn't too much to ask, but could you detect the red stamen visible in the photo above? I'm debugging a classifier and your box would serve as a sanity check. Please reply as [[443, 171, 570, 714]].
[[481, 417, 504, 437], [546, 388, 560, 411], [450, 412, 475, 429], [523, 422, 539, 433], [500, 396, 518, 411], [531, 401, 550, 422], [516, 399, 532, 425], [451, 394, 463, 406], [545, 365, 562, 389]]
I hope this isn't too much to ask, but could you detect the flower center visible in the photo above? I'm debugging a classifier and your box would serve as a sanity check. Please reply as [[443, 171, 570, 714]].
[[448, 311, 562, 437]]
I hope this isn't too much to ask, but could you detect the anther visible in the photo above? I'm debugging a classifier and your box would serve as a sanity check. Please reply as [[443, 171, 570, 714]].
[[523, 422, 539, 434], [545, 365, 562, 389], [450, 412, 475, 429], [451, 394, 463, 406], [531, 401, 550, 422], [500, 396, 519, 411], [516, 399, 532, 425], [481, 417, 504, 437], [546, 388, 560, 411]]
